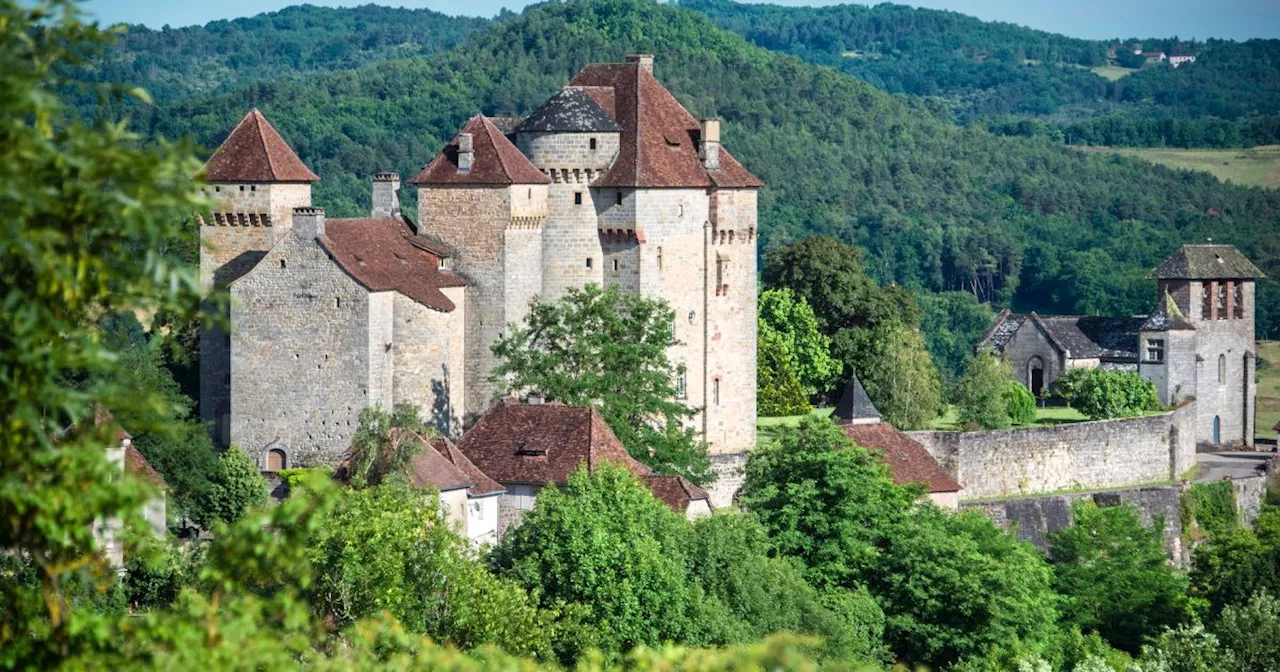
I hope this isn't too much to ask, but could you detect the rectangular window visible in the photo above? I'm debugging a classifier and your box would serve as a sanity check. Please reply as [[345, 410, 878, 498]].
[[716, 257, 726, 288], [589, 138, 597, 150], [574, 192, 583, 205], [616, 191, 623, 206], [1234, 283, 1244, 318], [1202, 284, 1212, 319], [657, 246, 663, 270], [677, 204, 684, 217], [585, 257, 593, 269], [676, 370, 687, 399], [612, 258, 619, 272], [1146, 338, 1164, 363], [1217, 283, 1227, 319], [713, 378, 721, 406]]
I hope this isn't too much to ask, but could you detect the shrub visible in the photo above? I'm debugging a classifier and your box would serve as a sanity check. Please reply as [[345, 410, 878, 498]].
[[1004, 380, 1037, 425], [1057, 368, 1159, 420]]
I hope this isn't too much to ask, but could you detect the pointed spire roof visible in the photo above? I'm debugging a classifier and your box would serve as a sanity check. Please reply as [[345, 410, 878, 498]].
[[203, 109, 319, 183], [409, 115, 550, 186], [833, 371, 881, 425]]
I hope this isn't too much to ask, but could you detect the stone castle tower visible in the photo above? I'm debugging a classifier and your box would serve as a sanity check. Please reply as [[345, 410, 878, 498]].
[[198, 109, 318, 446], [198, 56, 761, 461], [412, 55, 761, 453], [1138, 245, 1263, 448]]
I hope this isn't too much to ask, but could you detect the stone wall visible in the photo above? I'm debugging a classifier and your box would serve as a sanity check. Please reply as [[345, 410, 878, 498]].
[[706, 451, 748, 509], [704, 188, 758, 454], [391, 289, 466, 437], [963, 485, 1188, 564], [1233, 474, 1268, 528], [907, 402, 1196, 500]]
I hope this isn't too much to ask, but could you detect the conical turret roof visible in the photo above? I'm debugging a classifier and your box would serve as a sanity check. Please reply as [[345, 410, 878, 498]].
[[203, 109, 319, 183], [833, 371, 880, 424]]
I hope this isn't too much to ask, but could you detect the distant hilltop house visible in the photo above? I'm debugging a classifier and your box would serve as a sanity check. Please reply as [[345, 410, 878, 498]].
[[1168, 53, 1196, 67], [831, 372, 962, 509], [1141, 51, 1168, 64], [196, 54, 760, 489], [978, 244, 1263, 449]]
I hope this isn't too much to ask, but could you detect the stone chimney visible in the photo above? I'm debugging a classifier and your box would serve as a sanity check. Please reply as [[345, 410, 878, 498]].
[[626, 54, 654, 74], [457, 133, 474, 174], [700, 118, 721, 171], [371, 172, 400, 218], [292, 206, 325, 238]]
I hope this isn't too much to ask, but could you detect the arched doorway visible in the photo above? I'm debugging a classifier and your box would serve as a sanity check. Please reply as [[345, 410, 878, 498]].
[[1212, 416, 1221, 446], [1027, 356, 1045, 397], [266, 448, 287, 472]]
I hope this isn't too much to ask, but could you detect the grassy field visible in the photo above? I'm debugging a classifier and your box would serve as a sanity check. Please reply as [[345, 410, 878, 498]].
[[1258, 341, 1280, 443], [1090, 65, 1138, 81], [1076, 145, 1280, 189]]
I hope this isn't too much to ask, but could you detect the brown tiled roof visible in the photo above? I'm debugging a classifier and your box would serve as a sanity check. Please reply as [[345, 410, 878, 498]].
[[125, 444, 167, 489], [842, 422, 961, 494], [431, 437, 504, 496], [456, 400, 650, 486], [642, 474, 709, 513], [203, 109, 319, 183], [409, 442, 473, 493], [569, 62, 762, 189], [409, 115, 549, 186], [319, 217, 466, 313]]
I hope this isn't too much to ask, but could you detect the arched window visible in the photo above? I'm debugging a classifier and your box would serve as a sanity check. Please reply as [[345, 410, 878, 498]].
[[266, 448, 286, 472], [1026, 356, 1045, 396], [1212, 416, 1221, 445], [1219, 354, 1226, 384]]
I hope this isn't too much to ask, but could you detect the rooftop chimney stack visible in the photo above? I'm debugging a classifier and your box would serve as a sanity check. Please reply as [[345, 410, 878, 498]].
[[700, 118, 721, 171], [626, 54, 654, 74], [371, 172, 401, 218], [457, 133, 474, 174], [292, 206, 325, 239]]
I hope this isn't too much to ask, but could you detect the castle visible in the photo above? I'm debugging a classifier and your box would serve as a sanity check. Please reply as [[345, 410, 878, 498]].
[[978, 244, 1262, 449], [198, 55, 760, 471]]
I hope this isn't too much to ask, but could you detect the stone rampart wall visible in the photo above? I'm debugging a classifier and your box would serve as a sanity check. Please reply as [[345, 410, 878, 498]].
[[706, 452, 748, 509], [907, 402, 1196, 499]]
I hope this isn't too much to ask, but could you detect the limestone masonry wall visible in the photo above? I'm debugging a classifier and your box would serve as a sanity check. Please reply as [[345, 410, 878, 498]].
[[907, 402, 1196, 499], [706, 452, 748, 509]]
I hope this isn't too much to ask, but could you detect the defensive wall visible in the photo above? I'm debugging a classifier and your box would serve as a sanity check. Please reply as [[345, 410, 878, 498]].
[[905, 401, 1197, 500]]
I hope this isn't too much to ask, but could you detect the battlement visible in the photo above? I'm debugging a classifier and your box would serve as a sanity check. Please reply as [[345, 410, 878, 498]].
[[508, 216, 545, 230], [204, 212, 273, 227]]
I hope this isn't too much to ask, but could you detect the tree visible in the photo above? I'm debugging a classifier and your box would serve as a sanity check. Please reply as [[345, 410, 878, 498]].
[[955, 349, 1014, 430], [490, 284, 709, 484], [308, 481, 554, 659], [1134, 622, 1238, 672], [345, 402, 431, 488], [1048, 501, 1190, 654], [1056, 368, 1160, 420], [206, 446, 269, 524], [758, 288, 838, 397], [1005, 380, 1038, 425], [757, 331, 810, 417], [490, 465, 713, 662], [840, 322, 943, 429], [1214, 591, 1280, 672], [918, 291, 997, 381]]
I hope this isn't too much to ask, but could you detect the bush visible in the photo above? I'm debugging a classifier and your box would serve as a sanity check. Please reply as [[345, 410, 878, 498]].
[[205, 446, 269, 524], [1056, 368, 1159, 420], [1005, 380, 1037, 425]]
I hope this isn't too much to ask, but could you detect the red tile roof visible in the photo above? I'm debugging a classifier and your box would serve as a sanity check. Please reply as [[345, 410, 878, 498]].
[[125, 444, 167, 489], [409, 441, 473, 493], [842, 422, 961, 494], [203, 109, 319, 183], [569, 62, 762, 189], [431, 437, 504, 496], [409, 115, 550, 186], [319, 216, 466, 313], [457, 400, 650, 485], [642, 474, 709, 513]]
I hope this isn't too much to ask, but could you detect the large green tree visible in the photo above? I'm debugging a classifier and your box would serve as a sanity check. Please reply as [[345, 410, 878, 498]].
[[758, 288, 838, 397], [490, 284, 710, 484], [1048, 501, 1190, 654], [955, 349, 1015, 430], [838, 322, 943, 429], [757, 330, 810, 417]]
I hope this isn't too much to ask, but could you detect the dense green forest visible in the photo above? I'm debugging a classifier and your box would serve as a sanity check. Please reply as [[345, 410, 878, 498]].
[[104, 0, 1280, 339]]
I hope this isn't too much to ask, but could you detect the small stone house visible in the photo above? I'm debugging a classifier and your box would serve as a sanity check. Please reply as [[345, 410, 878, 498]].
[[832, 374, 962, 509], [91, 411, 167, 569], [410, 436, 505, 546], [456, 399, 711, 536], [976, 312, 1145, 397]]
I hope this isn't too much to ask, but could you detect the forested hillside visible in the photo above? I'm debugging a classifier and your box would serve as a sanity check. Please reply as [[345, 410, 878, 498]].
[[113, 0, 1280, 338], [83, 4, 488, 103]]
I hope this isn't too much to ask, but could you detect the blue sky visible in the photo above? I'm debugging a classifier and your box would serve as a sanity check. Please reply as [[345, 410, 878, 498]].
[[84, 0, 1280, 41]]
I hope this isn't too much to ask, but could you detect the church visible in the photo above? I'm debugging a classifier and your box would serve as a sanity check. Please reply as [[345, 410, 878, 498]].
[[197, 55, 760, 471], [977, 245, 1262, 449]]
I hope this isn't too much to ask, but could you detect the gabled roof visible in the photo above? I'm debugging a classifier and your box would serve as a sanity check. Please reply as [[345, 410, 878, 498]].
[[203, 109, 319, 183], [456, 400, 648, 486], [409, 115, 550, 186], [1150, 245, 1264, 280], [568, 62, 762, 189], [517, 87, 621, 133], [409, 442, 473, 493], [642, 474, 710, 513], [431, 437, 504, 496], [842, 422, 961, 494], [833, 371, 880, 424], [979, 311, 1144, 362], [318, 217, 466, 313]]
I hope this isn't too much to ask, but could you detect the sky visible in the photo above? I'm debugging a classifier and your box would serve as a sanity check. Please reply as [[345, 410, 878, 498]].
[[84, 0, 1280, 41]]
